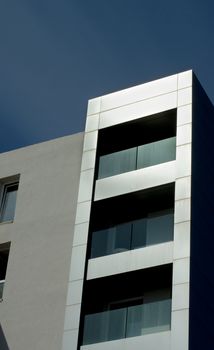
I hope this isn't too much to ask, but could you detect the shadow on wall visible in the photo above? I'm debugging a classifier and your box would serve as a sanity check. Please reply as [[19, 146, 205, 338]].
[[0, 324, 10, 350]]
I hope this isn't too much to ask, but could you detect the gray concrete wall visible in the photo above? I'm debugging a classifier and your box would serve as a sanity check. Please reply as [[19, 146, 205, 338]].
[[0, 133, 83, 350]]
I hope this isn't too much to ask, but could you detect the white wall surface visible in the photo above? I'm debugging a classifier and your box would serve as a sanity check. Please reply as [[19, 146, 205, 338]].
[[0, 134, 83, 350]]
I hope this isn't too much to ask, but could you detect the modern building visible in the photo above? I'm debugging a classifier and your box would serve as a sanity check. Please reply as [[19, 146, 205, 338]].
[[0, 70, 213, 350]]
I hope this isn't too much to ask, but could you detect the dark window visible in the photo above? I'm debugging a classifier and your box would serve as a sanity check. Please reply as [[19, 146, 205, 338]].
[[0, 183, 19, 222], [0, 243, 10, 300]]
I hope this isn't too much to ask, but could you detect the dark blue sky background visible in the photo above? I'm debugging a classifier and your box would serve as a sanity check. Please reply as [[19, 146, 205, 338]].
[[0, 0, 214, 152]]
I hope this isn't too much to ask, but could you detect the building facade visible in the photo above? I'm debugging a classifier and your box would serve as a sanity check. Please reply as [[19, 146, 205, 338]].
[[0, 70, 213, 350]]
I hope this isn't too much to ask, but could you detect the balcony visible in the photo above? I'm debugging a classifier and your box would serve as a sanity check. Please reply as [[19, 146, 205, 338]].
[[82, 297, 171, 345], [97, 137, 176, 180], [81, 265, 172, 347], [90, 209, 174, 259]]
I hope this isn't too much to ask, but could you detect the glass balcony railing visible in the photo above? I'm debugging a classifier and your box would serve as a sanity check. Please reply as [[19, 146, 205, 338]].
[[82, 298, 171, 345], [98, 137, 176, 179], [0, 280, 5, 299], [90, 210, 174, 259]]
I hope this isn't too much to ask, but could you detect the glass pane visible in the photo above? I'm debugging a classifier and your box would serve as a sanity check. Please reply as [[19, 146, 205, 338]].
[[126, 303, 144, 337], [83, 311, 109, 345], [131, 218, 147, 249], [126, 299, 171, 338], [98, 147, 137, 179], [146, 210, 174, 246], [82, 308, 127, 345], [157, 299, 171, 330], [141, 299, 171, 334], [108, 308, 127, 341], [91, 222, 132, 258], [137, 137, 176, 169], [113, 222, 132, 254], [90, 228, 109, 258], [1, 184, 18, 222], [0, 280, 4, 299], [142, 289, 171, 334]]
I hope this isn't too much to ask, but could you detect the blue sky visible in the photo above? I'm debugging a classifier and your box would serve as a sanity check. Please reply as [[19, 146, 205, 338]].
[[0, 0, 214, 152]]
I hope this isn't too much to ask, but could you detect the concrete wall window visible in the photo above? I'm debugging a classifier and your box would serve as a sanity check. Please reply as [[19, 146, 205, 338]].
[[90, 208, 174, 258], [0, 182, 19, 222], [98, 137, 176, 179], [81, 266, 172, 346], [0, 242, 10, 300]]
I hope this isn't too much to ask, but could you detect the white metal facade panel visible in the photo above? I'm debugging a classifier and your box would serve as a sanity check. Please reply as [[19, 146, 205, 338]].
[[62, 70, 193, 350]]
